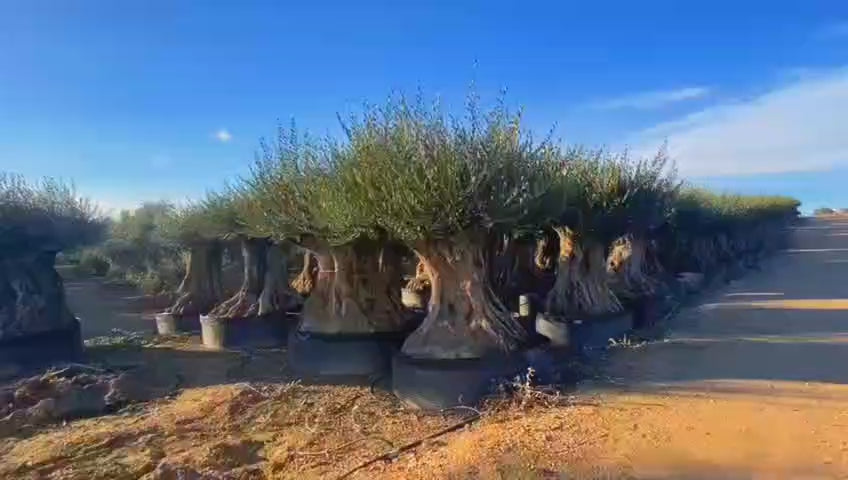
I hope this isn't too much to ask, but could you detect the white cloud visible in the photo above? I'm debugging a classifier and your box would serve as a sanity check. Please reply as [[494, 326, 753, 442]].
[[632, 67, 848, 177], [214, 129, 233, 143], [590, 87, 710, 110]]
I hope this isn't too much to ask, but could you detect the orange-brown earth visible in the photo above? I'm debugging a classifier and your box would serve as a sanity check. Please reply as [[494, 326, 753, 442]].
[[3, 217, 848, 479]]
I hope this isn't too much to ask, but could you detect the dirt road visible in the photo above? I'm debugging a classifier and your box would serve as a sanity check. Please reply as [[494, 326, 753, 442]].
[[63, 278, 166, 338], [378, 216, 848, 478]]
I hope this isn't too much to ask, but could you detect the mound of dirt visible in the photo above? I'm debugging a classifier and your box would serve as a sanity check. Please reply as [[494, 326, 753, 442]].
[[0, 364, 165, 438]]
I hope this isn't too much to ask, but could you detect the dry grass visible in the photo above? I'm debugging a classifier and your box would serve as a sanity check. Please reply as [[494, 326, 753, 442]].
[[3, 352, 848, 479], [0, 381, 465, 479]]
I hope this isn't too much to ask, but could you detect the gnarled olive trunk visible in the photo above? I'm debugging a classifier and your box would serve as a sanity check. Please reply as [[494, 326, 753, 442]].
[[291, 251, 317, 297], [299, 241, 405, 334], [607, 235, 658, 301], [212, 238, 302, 319], [167, 241, 223, 316], [0, 251, 76, 340], [210, 238, 266, 318], [487, 233, 517, 304], [402, 237, 527, 359], [545, 227, 622, 317]]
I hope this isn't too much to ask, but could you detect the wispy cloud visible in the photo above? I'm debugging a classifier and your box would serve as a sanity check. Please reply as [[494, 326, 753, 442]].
[[632, 67, 848, 177], [590, 87, 710, 110], [214, 129, 233, 143], [815, 21, 848, 40]]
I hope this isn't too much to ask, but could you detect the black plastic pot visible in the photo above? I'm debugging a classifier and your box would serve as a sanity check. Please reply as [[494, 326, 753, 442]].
[[154, 312, 200, 335], [0, 319, 83, 368], [200, 313, 292, 350], [535, 312, 633, 354], [287, 329, 408, 379], [391, 353, 525, 410]]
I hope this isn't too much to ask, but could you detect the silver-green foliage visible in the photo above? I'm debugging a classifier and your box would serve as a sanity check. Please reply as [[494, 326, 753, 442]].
[[0, 173, 105, 253], [552, 147, 678, 244], [337, 96, 561, 245]]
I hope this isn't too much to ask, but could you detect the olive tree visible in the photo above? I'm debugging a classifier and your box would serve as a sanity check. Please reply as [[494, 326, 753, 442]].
[[543, 150, 634, 317], [340, 97, 560, 359], [605, 150, 679, 302], [0, 173, 105, 338], [160, 194, 237, 316], [208, 189, 302, 319], [245, 126, 407, 335]]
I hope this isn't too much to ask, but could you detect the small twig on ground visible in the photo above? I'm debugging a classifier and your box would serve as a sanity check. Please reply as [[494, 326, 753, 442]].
[[297, 435, 395, 457], [336, 412, 481, 479]]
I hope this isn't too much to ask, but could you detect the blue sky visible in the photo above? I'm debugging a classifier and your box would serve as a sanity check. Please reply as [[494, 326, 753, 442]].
[[1, 1, 847, 213]]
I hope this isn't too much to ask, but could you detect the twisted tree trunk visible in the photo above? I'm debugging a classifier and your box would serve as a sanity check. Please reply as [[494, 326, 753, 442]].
[[401, 236, 527, 359], [211, 238, 302, 319], [210, 238, 266, 318], [299, 241, 405, 334], [545, 227, 622, 317], [257, 243, 302, 316], [167, 241, 223, 316]]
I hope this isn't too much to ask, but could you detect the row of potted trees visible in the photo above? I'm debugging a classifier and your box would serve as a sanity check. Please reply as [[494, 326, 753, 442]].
[[151, 98, 801, 407]]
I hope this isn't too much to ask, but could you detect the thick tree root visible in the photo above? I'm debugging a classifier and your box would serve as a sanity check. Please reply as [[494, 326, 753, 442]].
[[209, 289, 259, 318]]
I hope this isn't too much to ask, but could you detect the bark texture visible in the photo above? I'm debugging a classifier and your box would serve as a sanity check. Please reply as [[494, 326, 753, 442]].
[[291, 251, 317, 297], [607, 235, 659, 301], [0, 251, 76, 340], [167, 242, 223, 316], [402, 237, 528, 359], [257, 243, 302, 316], [545, 227, 622, 317], [299, 242, 405, 334]]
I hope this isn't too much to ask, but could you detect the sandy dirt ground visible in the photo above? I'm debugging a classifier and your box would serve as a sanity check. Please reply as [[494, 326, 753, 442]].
[[63, 277, 169, 339], [3, 217, 848, 479]]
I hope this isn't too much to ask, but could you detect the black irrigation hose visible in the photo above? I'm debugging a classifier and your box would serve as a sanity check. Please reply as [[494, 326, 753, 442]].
[[336, 410, 482, 479]]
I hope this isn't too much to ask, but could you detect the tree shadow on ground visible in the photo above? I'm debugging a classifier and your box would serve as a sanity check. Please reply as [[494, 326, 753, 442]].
[[84, 342, 295, 393]]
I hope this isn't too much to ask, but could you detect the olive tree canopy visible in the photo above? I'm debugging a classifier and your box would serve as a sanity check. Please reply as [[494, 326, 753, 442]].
[[0, 173, 105, 254]]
